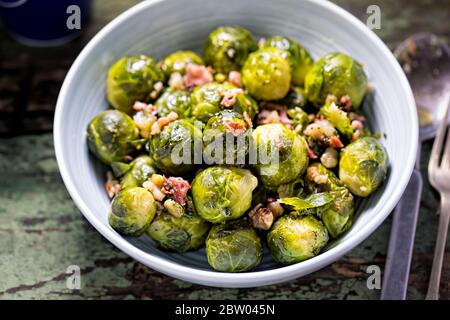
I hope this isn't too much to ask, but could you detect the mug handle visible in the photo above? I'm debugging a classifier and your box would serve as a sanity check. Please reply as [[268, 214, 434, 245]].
[[0, 0, 28, 8]]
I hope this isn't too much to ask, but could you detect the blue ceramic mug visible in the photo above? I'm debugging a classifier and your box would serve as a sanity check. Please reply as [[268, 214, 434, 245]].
[[0, 0, 91, 46]]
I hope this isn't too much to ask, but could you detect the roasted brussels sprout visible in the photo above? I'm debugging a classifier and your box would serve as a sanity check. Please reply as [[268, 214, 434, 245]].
[[267, 215, 329, 265], [242, 48, 291, 100], [116, 155, 157, 189], [339, 137, 389, 197], [203, 110, 252, 165], [147, 197, 210, 252], [107, 55, 164, 114], [147, 119, 202, 175], [205, 219, 262, 272], [251, 124, 308, 190], [204, 26, 258, 74], [261, 36, 313, 86], [305, 53, 367, 109], [108, 187, 156, 236], [155, 88, 192, 118], [87, 110, 139, 165], [190, 82, 258, 123], [160, 50, 204, 78], [320, 101, 354, 138], [191, 166, 258, 223], [322, 189, 355, 238]]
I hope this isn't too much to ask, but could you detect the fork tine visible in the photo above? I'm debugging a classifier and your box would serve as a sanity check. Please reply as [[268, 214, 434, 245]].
[[441, 126, 450, 168], [429, 102, 450, 170]]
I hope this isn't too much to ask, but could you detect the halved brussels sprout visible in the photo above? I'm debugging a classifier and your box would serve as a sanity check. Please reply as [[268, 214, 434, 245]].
[[160, 50, 204, 78], [204, 26, 257, 74], [190, 82, 258, 122], [203, 110, 252, 165], [155, 88, 192, 118], [320, 101, 354, 138], [322, 189, 355, 238], [147, 119, 202, 175], [267, 215, 329, 265], [251, 123, 308, 191], [117, 155, 157, 189], [191, 166, 258, 223], [205, 219, 262, 272], [261, 36, 313, 86], [339, 137, 388, 197], [304, 53, 367, 109], [242, 48, 291, 100], [87, 110, 139, 165], [147, 197, 210, 252], [107, 55, 164, 114], [108, 187, 156, 236]]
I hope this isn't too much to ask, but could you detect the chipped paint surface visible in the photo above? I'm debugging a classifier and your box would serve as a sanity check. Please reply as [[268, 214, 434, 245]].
[[0, 0, 449, 300]]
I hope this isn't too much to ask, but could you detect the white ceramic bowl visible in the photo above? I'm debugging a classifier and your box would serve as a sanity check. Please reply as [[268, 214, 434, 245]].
[[54, 0, 417, 287]]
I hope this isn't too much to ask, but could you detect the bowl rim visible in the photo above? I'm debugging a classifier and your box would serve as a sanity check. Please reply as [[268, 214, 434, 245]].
[[54, 0, 418, 287]]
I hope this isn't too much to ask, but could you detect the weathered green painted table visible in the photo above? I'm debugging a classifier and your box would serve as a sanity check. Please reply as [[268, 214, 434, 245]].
[[0, 0, 449, 300]]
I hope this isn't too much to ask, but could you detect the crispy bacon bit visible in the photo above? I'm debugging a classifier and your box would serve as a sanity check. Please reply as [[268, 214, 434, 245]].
[[133, 101, 157, 114], [168, 72, 185, 90], [279, 109, 293, 128], [150, 111, 178, 135], [329, 135, 344, 148], [143, 179, 166, 202], [249, 207, 274, 230], [105, 171, 121, 199], [183, 64, 213, 88], [223, 119, 246, 136], [163, 177, 191, 206], [351, 119, 364, 130], [243, 111, 253, 128], [306, 144, 318, 159], [340, 95, 352, 111], [220, 88, 244, 107], [149, 81, 164, 100], [228, 71, 242, 87], [308, 114, 316, 123]]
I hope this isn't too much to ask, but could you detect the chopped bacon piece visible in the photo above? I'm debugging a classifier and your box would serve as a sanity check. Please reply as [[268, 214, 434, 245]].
[[163, 177, 191, 206], [143, 179, 166, 202], [183, 64, 213, 88], [279, 109, 293, 128], [243, 112, 253, 128], [329, 135, 344, 148], [307, 145, 318, 159], [220, 88, 244, 107], [105, 171, 121, 199], [133, 101, 157, 114], [228, 71, 242, 87], [149, 81, 164, 100], [150, 111, 178, 135], [223, 119, 246, 136], [340, 95, 352, 111]]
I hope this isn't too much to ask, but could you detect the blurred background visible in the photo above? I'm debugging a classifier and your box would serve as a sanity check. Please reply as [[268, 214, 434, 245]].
[[0, 0, 449, 300]]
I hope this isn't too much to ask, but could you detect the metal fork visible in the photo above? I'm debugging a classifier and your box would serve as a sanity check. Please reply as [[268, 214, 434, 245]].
[[426, 100, 450, 300]]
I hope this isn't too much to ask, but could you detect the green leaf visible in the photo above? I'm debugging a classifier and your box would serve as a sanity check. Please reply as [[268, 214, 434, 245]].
[[110, 162, 131, 177], [280, 192, 334, 212]]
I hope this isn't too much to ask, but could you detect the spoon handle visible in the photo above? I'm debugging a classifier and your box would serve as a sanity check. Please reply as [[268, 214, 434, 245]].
[[381, 168, 423, 300]]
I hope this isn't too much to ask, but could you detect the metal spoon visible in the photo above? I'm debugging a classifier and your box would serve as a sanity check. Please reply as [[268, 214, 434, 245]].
[[381, 33, 450, 300]]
